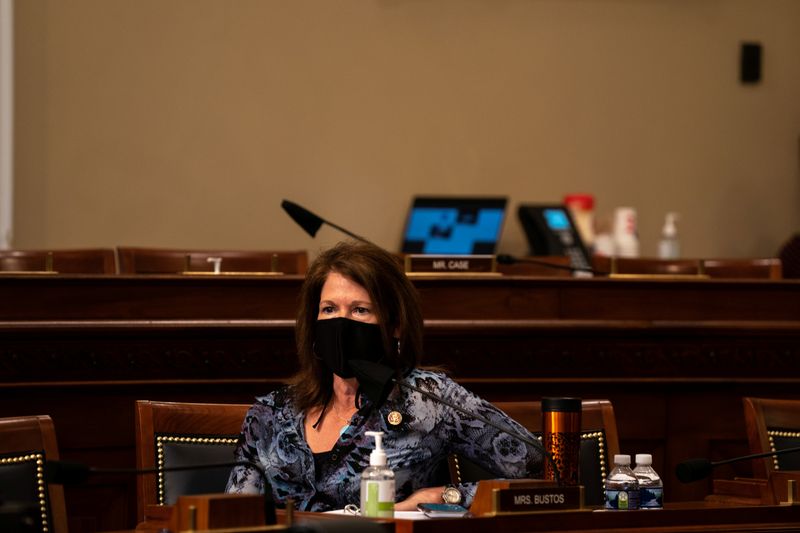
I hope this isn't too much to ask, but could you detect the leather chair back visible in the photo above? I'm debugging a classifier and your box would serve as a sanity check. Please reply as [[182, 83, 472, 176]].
[[743, 397, 800, 478], [0, 249, 116, 274], [0, 415, 68, 533], [134, 400, 251, 521]]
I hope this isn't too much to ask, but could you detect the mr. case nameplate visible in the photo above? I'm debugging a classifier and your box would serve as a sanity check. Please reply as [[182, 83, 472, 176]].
[[404, 254, 497, 274], [492, 485, 583, 514]]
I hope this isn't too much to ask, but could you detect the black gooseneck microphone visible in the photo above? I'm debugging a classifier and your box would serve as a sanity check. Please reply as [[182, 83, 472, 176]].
[[675, 445, 800, 483], [348, 359, 562, 485], [496, 254, 607, 276], [281, 200, 374, 245], [46, 460, 277, 525]]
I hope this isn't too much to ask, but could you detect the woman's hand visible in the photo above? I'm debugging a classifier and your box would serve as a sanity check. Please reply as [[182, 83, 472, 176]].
[[394, 486, 444, 511]]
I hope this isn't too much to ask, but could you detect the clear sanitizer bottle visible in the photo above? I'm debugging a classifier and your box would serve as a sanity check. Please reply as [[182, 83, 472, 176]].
[[604, 454, 640, 510], [657, 212, 680, 259], [360, 431, 395, 518], [633, 453, 663, 509]]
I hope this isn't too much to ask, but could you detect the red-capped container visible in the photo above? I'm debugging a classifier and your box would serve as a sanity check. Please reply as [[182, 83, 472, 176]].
[[563, 194, 595, 248]]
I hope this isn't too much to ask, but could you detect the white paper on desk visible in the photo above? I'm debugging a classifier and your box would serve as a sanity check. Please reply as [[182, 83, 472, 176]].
[[324, 510, 429, 520]]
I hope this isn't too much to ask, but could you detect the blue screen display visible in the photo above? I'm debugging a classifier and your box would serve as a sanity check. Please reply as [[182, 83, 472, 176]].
[[403, 206, 506, 254], [543, 208, 571, 231]]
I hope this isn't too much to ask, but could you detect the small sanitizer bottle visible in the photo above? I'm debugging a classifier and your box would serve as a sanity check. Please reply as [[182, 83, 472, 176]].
[[360, 431, 395, 518], [658, 212, 680, 259]]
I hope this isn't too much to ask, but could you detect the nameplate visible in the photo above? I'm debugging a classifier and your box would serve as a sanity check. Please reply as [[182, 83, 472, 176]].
[[492, 485, 583, 514], [404, 254, 497, 274]]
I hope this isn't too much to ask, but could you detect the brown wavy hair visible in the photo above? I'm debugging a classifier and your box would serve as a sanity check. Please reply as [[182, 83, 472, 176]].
[[289, 241, 424, 412]]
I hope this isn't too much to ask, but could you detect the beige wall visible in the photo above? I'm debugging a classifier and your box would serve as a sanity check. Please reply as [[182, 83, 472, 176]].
[[12, 0, 800, 258]]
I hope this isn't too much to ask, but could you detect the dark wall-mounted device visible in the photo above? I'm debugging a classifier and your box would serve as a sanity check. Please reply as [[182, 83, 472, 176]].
[[740, 42, 762, 84]]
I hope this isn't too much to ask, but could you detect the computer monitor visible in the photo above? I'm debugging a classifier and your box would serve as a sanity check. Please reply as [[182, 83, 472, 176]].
[[401, 197, 508, 255]]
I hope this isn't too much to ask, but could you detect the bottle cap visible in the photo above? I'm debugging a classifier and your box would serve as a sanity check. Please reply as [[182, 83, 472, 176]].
[[366, 431, 387, 466], [614, 454, 631, 466], [635, 454, 652, 465]]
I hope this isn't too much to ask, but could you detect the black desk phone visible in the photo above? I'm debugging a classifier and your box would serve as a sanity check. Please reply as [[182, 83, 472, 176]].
[[517, 204, 593, 271]]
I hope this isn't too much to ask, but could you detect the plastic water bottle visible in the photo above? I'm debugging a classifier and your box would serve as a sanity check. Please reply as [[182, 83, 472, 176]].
[[360, 431, 395, 518], [604, 454, 640, 510], [633, 453, 663, 509]]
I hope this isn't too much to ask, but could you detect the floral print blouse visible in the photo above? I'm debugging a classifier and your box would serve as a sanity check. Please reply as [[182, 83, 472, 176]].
[[225, 368, 542, 510]]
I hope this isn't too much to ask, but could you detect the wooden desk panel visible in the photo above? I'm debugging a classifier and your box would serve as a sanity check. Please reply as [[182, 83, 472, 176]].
[[2, 274, 799, 321], [411, 276, 800, 321], [135, 501, 800, 533], [392, 503, 800, 533], [0, 275, 304, 320]]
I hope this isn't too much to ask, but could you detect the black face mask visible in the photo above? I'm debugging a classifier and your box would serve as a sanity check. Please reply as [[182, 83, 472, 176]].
[[314, 317, 390, 378]]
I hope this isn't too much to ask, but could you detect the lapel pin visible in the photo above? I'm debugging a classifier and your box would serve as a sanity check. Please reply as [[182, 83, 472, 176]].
[[387, 411, 403, 426]]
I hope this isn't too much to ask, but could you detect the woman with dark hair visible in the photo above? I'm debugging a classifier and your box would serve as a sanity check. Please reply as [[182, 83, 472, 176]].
[[226, 241, 541, 511]]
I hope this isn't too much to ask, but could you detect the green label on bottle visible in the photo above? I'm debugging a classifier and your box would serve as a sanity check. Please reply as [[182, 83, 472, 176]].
[[618, 491, 629, 509], [364, 481, 394, 518]]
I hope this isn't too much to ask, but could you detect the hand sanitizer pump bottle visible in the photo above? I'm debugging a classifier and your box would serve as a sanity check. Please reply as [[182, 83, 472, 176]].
[[658, 213, 680, 259], [360, 431, 395, 518]]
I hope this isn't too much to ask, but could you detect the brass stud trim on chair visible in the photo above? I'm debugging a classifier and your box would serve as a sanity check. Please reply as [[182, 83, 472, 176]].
[[154, 435, 239, 505], [582, 431, 608, 485], [767, 430, 800, 471], [0, 452, 50, 532]]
